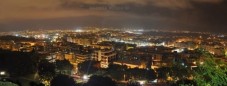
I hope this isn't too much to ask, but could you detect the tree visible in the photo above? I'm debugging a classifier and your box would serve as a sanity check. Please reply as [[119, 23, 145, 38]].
[[0, 81, 19, 86], [157, 67, 171, 80], [127, 68, 143, 80], [107, 64, 127, 81], [84, 75, 116, 86], [0, 49, 40, 77], [55, 60, 73, 75], [171, 56, 192, 80], [29, 81, 45, 86], [127, 68, 156, 81], [170, 63, 191, 80], [38, 59, 55, 81], [127, 82, 141, 86], [50, 74, 77, 86], [194, 51, 227, 86], [145, 69, 157, 81], [172, 79, 197, 86], [78, 60, 99, 74]]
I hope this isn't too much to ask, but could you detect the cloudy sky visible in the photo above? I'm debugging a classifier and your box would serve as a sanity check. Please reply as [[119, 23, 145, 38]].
[[0, 0, 226, 33]]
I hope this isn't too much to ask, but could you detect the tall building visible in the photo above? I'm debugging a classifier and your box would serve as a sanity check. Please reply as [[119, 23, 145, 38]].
[[92, 49, 116, 68], [151, 54, 162, 69]]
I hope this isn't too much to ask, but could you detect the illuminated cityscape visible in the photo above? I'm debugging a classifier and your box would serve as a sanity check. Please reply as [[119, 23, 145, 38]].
[[0, 28, 227, 86], [1, 0, 227, 86]]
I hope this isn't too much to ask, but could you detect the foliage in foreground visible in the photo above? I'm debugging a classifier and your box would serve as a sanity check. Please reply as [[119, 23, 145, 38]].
[[0, 81, 18, 86], [194, 50, 227, 86]]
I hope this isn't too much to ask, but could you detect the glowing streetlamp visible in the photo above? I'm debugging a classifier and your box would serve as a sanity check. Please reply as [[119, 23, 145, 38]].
[[83, 75, 89, 80], [138, 80, 146, 85], [0, 71, 6, 76]]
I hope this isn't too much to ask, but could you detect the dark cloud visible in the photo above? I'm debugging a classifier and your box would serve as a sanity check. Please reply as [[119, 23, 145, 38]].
[[0, 0, 227, 33], [193, 1, 227, 28]]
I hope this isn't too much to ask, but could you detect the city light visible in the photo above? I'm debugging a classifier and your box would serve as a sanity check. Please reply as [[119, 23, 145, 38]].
[[0, 0, 226, 85], [193, 61, 196, 64], [200, 61, 204, 65], [15, 34, 19, 37], [152, 79, 158, 83], [0, 71, 6, 75], [172, 48, 184, 53], [75, 29, 83, 32], [83, 75, 89, 80], [0, 28, 226, 86], [138, 80, 146, 85]]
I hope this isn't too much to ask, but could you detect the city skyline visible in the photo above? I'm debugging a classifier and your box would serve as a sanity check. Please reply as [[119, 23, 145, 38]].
[[0, 0, 227, 33], [1, 28, 227, 85], [1, 1, 227, 85]]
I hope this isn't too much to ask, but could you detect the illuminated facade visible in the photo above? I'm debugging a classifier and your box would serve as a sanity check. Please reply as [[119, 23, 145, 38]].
[[92, 49, 116, 68], [67, 37, 97, 46]]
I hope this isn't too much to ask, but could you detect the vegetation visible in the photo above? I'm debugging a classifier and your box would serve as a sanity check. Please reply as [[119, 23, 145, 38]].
[[194, 51, 227, 86], [55, 60, 73, 75], [78, 61, 157, 81], [38, 59, 56, 81], [50, 74, 77, 86], [0, 49, 39, 77], [2, 48, 227, 86], [78, 60, 100, 74], [0, 81, 19, 86], [107, 63, 127, 81], [84, 75, 116, 86]]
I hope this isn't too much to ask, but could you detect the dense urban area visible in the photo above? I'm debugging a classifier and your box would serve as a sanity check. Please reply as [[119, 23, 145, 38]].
[[1, 28, 227, 86]]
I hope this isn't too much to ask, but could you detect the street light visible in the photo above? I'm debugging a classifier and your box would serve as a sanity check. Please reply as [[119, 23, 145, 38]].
[[138, 80, 145, 85], [83, 75, 89, 80], [0, 71, 6, 76]]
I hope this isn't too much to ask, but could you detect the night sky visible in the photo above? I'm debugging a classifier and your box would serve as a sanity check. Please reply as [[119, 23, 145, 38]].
[[0, 0, 227, 33]]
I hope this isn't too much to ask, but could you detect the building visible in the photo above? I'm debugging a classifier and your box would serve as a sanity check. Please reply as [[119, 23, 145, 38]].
[[65, 53, 75, 61], [113, 61, 146, 69], [151, 54, 163, 69], [92, 49, 116, 68], [73, 53, 90, 73], [67, 37, 97, 46]]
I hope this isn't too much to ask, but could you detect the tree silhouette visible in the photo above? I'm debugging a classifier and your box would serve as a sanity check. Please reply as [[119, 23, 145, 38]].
[[29, 81, 45, 86], [0, 81, 19, 86], [127, 68, 156, 81], [55, 60, 73, 75], [84, 75, 116, 86], [78, 60, 99, 74], [157, 67, 171, 81], [38, 59, 55, 81], [0, 49, 39, 77], [50, 74, 77, 86], [145, 69, 157, 81], [107, 64, 127, 81], [127, 81, 141, 86]]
